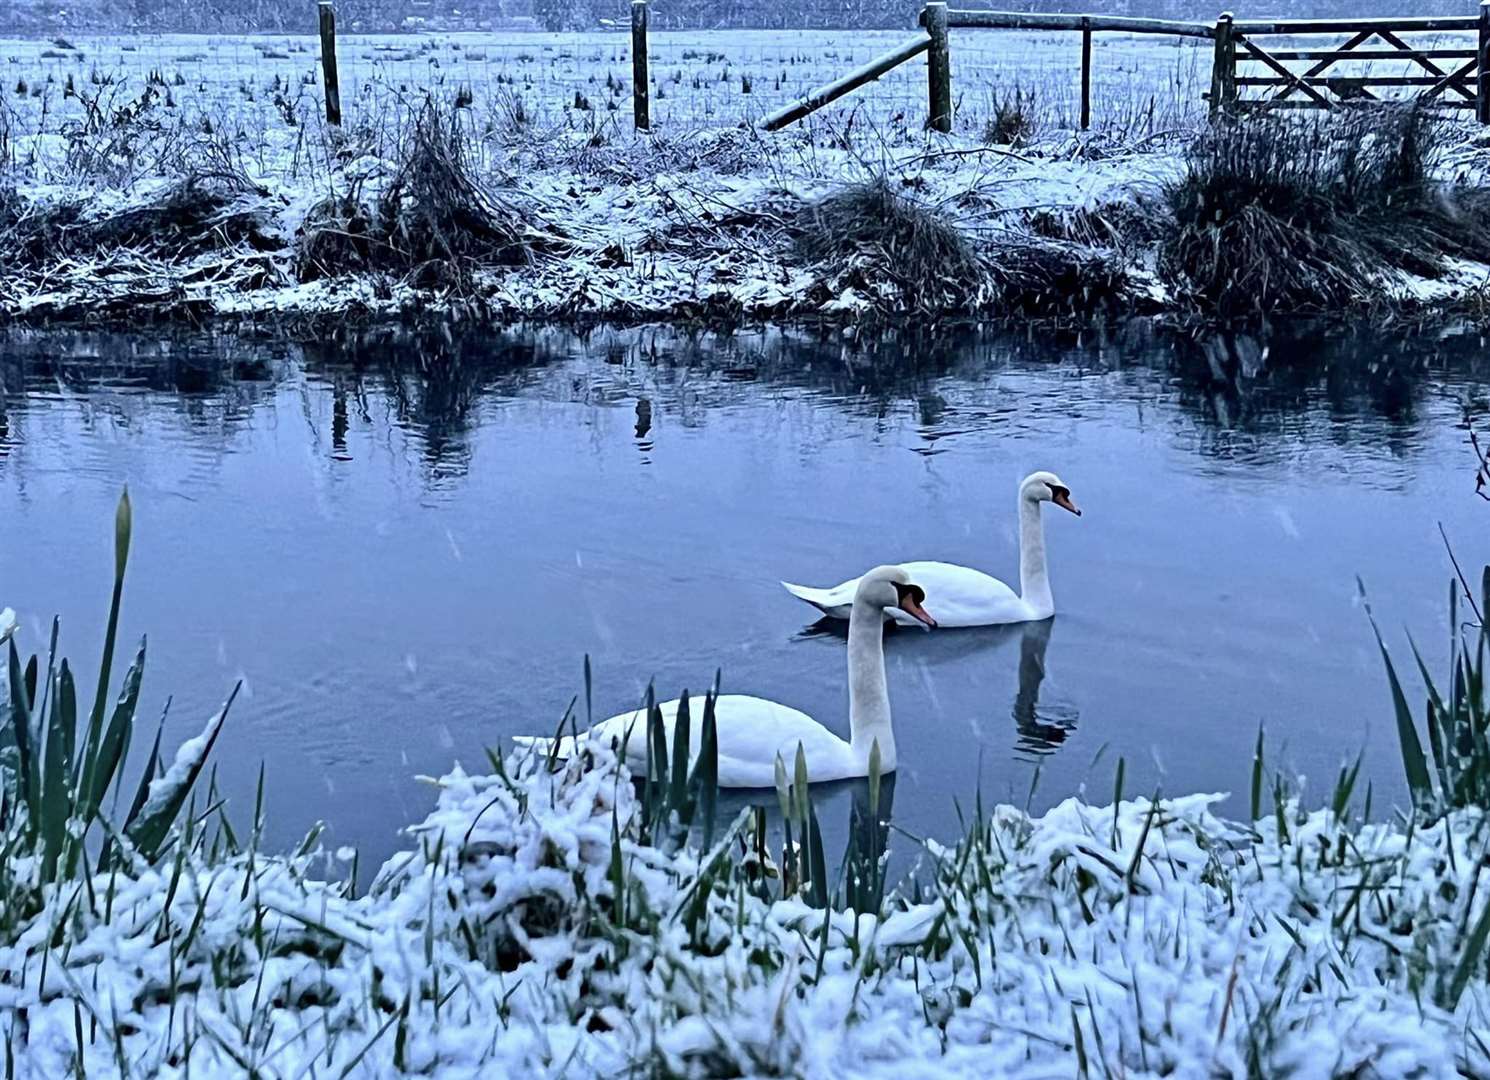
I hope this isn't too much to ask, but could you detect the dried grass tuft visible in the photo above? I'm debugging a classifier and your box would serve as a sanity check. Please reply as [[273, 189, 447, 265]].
[[794, 177, 985, 315], [297, 98, 554, 291], [990, 237, 1130, 317], [1161, 105, 1490, 316], [377, 98, 529, 287]]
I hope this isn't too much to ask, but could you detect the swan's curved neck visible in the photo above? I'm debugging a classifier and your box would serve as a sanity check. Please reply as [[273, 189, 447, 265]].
[[1019, 496, 1054, 618], [847, 599, 896, 772]]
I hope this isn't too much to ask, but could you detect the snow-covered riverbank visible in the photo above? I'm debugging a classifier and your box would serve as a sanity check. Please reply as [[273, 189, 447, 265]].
[[3, 734, 1488, 1077], [7, 109, 1490, 328]]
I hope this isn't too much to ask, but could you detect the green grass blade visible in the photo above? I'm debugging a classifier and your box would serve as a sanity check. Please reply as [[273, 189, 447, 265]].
[[1445, 891, 1490, 1009], [7, 640, 38, 831], [648, 699, 667, 821], [806, 794, 828, 909], [123, 726, 162, 830], [80, 638, 146, 825], [125, 682, 239, 860], [793, 742, 809, 824], [1407, 634, 1453, 792], [1331, 750, 1363, 820], [670, 691, 691, 821], [39, 661, 76, 882], [1361, 581, 1433, 807], [1250, 726, 1264, 825], [84, 489, 131, 796], [688, 688, 719, 850], [608, 808, 625, 931], [22, 655, 37, 720]]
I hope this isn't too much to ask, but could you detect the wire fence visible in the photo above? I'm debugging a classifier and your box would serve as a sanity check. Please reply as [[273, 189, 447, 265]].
[[0, 16, 1226, 158], [2, 10, 1482, 164]]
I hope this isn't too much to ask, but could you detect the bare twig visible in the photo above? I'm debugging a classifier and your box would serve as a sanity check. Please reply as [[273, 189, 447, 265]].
[[1439, 522, 1483, 626]]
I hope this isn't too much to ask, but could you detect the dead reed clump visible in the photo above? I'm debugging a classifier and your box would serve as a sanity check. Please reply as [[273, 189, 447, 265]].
[[298, 98, 550, 291], [2, 171, 275, 271], [1160, 105, 1490, 317], [983, 86, 1040, 147], [989, 237, 1131, 316], [794, 178, 986, 315], [1026, 197, 1167, 251], [296, 189, 380, 282], [376, 98, 531, 288]]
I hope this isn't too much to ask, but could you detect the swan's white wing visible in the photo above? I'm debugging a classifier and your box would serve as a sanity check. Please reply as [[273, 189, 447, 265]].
[[527, 694, 855, 788], [892, 561, 1033, 627], [781, 577, 861, 619], [781, 560, 1034, 627]]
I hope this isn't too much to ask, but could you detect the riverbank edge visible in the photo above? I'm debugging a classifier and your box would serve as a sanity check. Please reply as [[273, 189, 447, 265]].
[[7, 119, 1490, 335]]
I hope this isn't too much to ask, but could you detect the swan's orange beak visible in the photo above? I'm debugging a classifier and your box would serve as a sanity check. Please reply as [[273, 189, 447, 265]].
[[1052, 490, 1081, 516], [895, 583, 937, 629]]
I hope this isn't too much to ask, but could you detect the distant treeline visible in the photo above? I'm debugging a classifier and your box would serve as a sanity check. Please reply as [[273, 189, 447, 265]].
[[1, 0, 1478, 34]]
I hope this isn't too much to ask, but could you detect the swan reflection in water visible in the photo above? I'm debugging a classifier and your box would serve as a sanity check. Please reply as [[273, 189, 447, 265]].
[[796, 614, 1079, 760], [1010, 617, 1078, 758]]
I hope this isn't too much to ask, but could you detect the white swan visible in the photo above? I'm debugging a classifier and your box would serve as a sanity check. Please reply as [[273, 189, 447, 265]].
[[781, 471, 1080, 628], [512, 566, 935, 787]]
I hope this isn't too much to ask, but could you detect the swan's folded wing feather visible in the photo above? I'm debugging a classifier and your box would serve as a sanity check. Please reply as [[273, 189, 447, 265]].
[[781, 577, 860, 619], [894, 561, 1028, 626]]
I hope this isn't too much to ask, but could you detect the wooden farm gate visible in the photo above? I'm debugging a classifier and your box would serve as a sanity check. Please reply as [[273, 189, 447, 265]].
[[1214, 12, 1489, 120]]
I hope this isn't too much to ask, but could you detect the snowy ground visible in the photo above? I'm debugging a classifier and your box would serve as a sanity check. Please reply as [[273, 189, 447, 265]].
[[3, 735, 1488, 1077], [2, 29, 1489, 325], [0, 29, 1212, 138]]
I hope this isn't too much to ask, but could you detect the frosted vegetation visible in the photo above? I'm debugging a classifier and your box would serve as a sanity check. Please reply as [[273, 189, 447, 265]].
[[0, 0, 1477, 34], [3, 30, 1490, 322], [4, 494, 1490, 1076]]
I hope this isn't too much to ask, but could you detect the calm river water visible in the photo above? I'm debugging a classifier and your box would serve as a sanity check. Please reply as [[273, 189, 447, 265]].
[[1, 321, 1484, 871]]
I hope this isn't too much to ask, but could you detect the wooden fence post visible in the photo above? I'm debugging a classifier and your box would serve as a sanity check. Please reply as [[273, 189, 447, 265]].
[[925, 2, 952, 133], [317, 0, 341, 126], [1080, 17, 1092, 130], [1479, 0, 1490, 124], [632, 0, 650, 131], [1209, 11, 1235, 118]]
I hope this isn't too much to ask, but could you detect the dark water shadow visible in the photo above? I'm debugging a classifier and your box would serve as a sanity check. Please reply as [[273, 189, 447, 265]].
[[4, 319, 1488, 486]]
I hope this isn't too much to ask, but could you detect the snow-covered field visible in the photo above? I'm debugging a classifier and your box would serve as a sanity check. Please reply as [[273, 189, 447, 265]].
[[3, 734, 1488, 1077], [0, 28, 1212, 141]]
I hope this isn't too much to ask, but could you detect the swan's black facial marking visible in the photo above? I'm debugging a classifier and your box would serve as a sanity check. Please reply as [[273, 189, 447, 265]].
[[893, 582, 937, 628], [894, 582, 926, 607], [1048, 483, 1082, 517]]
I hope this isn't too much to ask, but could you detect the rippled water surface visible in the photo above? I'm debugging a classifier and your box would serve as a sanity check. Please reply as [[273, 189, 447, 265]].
[[2, 322, 1485, 869]]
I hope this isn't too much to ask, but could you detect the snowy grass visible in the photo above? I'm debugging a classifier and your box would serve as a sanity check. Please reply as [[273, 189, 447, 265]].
[[4, 709, 1490, 1074], [3, 32, 1490, 324], [5, 495, 1490, 1075], [0, 490, 244, 942], [0, 29, 1212, 150], [0, 85, 1172, 322]]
